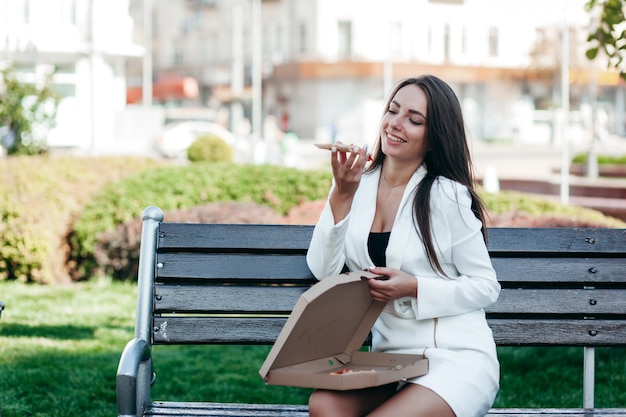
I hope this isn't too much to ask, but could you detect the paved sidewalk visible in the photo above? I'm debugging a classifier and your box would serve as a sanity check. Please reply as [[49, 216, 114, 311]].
[[470, 136, 626, 182], [468, 137, 626, 221]]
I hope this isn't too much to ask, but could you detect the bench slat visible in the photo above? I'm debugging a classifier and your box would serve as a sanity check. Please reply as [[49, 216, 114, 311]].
[[155, 254, 626, 284], [154, 286, 626, 316], [155, 285, 306, 313], [485, 410, 626, 416], [146, 401, 309, 417], [158, 223, 313, 251], [152, 316, 626, 346], [145, 402, 626, 417], [156, 253, 315, 282], [489, 319, 626, 346], [487, 288, 626, 315], [487, 228, 626, 254], [156, 225, 626, 254], [492, 258, 626, 284], [153, 317, 286, 345]]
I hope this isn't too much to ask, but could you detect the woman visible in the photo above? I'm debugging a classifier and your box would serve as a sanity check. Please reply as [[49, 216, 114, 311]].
[[306, 75, 500, 417]]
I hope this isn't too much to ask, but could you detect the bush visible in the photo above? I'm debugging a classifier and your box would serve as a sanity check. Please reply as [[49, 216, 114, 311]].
[[0, 65, 59, 155], [69, 163, 332, 280], [481, 189, 626, 228], [90, 188, 626, 281], [572, 153, 626, 165], [0, 156, 164, 283], [187, 134, 233, 163], [3, 155, 625, 284], [94, 202, 286, 280]]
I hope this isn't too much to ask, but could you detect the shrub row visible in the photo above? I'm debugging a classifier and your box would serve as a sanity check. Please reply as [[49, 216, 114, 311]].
[[69, 162, 332, 280], [2, 155, 624, 284], [89, 186, 626, 281], [481, 190, 625, 226], [572, 153, 626, 165], [0, 155, 163, 283]]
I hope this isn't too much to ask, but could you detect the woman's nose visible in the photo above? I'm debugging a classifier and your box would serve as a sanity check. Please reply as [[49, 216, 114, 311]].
[[388, 115, 401, 130]]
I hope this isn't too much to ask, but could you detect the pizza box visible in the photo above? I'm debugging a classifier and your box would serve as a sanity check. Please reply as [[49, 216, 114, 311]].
[[259, 271, 428, 390]]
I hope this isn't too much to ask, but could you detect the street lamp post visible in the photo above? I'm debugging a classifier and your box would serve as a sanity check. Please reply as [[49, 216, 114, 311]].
[[251, 0, 262, 142], [89, 0, 97, 155], [231, 0, 244, 138], [559, 0, 570, 205], [143, 0, 153, 107]]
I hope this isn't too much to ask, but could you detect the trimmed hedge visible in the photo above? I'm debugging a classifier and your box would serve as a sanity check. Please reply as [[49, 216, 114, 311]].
[[0, 155, 164, 283], [2, 155, 624, 284], [187, 134, 234, 163], [481, 190, 626, 227], [68, 162, 332, 280], [572, 153, 626, 165]]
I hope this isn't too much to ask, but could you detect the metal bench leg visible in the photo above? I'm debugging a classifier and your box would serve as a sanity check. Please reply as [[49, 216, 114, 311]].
[[583, 346, 595, 409]]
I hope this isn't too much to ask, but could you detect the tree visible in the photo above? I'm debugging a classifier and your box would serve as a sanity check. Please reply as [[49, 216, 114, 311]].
[[585, 0, 626, 79], [0, 65, 59, 155]]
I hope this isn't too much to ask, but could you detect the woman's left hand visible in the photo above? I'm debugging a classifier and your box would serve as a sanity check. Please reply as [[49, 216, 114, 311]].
[[366, 266, 418, 302]]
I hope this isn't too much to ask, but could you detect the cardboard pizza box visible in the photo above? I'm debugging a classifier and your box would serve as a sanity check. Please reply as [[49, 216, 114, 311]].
[[259, 271, 428, 390]]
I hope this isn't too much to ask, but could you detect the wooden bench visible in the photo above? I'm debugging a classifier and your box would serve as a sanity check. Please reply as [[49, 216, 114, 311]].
[[116, 205, 626, 417]]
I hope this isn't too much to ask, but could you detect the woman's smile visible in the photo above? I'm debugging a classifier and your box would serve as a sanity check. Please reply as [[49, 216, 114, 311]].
[[385, 131, 406, 144]]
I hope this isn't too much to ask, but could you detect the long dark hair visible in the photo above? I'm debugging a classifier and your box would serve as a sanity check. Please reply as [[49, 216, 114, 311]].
[[366, 75, 488, 276]]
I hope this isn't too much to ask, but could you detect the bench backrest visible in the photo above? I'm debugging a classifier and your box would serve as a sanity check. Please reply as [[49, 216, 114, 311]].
[[136, 208, 626, 348]]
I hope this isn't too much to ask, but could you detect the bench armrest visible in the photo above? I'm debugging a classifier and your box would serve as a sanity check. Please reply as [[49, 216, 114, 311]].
[[116, 338, 154, 417]]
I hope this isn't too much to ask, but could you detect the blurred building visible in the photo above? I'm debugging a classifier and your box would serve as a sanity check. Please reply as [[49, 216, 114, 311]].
[[128, 0, 626, 146], [2, 0, 624, 155], [0, 0, 144, 154]]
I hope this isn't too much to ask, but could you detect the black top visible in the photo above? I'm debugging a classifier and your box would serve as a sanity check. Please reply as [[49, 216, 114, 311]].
[[367, 232, 391, 267]]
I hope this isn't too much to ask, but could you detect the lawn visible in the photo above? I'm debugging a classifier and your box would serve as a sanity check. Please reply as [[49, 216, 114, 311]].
[[0, 280, 624, 416]]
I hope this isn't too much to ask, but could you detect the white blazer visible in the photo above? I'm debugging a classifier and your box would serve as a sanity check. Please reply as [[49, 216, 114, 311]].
[[306, 165, 501, 417]]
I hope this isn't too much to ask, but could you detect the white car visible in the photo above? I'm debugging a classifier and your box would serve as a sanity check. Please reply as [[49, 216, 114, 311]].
[[155, 121, 236, 159]]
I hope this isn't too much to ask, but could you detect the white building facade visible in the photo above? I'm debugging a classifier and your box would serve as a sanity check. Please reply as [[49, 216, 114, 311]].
[[2, 0, 624, 154], [0, 0, 144, 154], [130, 0, 625, 146]]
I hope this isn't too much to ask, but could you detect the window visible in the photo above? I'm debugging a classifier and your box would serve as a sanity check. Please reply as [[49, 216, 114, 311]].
[[61, 0, 76, 25], [24, 0, 31, 24], [444, 23, 450, 60], [54, 63, 75, 74], [173, 39, 184, 64], [263, 26, 270, 56], [200, 33, 215, 63], [274, 25, 283, 55], [461, 26, 467, 55], [427, 25, 433, 53], [194, 11, 203, 30], [298, 22, 307, 53], [389, 21, 402, 55], [488, 26, 498, 57], [53, 83, 76, 98], [338, 20, 352, 58]]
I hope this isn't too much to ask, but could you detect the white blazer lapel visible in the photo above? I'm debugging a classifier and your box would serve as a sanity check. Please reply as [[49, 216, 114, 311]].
[[385, 166, 426, 269]]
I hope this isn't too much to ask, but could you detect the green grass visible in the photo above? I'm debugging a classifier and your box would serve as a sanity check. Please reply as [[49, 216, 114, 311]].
[[1, 280, 625, 416]]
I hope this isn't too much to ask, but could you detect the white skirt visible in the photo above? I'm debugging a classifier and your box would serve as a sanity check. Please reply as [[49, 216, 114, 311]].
[[405, 347, 500, 417]]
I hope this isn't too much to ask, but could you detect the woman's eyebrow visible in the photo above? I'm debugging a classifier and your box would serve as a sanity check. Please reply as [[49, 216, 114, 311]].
[[391, 99, 426, 119]]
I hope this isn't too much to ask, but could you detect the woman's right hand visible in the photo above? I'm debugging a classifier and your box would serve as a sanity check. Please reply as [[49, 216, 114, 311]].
[[328, 144, 369, 223]]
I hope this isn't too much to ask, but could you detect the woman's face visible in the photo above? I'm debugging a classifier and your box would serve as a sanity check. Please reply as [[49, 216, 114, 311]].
[[380, 84, 429, 164]]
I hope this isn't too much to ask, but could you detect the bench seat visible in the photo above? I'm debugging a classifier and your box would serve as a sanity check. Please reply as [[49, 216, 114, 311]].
[[117, 206, 626, 417], [144, 402, 626, 417]]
